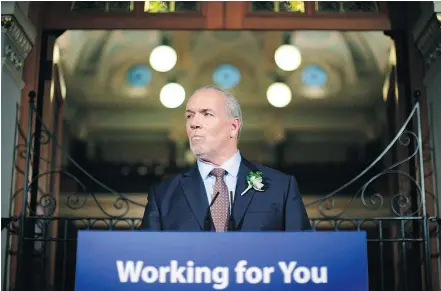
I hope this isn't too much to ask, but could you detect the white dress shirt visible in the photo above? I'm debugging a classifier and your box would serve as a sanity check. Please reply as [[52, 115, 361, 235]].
[[197, 150, 241, 210]]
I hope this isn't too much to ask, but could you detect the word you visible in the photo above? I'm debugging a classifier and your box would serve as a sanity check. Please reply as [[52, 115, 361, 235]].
[[116, 260, 328, 290]]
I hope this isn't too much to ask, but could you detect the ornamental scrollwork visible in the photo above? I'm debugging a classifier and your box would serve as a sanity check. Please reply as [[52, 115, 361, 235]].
[[306, 102, 426, 219], [8, 95, 429, 223]]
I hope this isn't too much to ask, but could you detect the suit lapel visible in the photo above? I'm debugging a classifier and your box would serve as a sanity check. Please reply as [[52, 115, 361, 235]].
[[180, 165, 209, 230], [232, 158, 259, 228]]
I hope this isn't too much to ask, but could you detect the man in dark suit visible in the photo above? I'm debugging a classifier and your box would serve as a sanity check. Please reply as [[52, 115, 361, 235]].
[[141, 86, 311, 231]]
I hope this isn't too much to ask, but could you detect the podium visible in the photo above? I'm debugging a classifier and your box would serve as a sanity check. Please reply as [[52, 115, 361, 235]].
[[75, 231, 368, 291]]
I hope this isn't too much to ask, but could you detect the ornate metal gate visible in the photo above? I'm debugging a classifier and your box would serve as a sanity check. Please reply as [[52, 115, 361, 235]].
[[2, 93, 439, 291]]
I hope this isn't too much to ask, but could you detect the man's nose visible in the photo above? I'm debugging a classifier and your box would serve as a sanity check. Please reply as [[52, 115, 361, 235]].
[[190, 122, 201, 130], [190, 115, 202, 129]]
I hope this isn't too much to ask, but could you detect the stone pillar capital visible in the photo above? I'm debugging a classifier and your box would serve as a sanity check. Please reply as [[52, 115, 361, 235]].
[[2, 2, 36, 88], [2, 2, 36, 56]]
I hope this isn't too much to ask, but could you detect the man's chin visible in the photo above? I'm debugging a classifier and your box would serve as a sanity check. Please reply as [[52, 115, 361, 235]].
[[194, 152, 205, 158], [190, 148, 205, 158]]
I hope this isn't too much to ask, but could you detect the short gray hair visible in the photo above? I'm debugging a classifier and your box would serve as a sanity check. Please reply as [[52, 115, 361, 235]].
[[192, 85, 243, 138]]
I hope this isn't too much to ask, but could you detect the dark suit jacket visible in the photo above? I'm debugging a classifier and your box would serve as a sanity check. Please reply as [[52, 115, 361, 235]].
[[140, 157, 311, 231]]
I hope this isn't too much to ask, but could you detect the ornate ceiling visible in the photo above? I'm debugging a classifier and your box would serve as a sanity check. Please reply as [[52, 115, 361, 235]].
[[55, 30, 393, 144]]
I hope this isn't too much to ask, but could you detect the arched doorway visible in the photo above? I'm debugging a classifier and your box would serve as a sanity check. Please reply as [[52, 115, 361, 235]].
[[5, 2, 439, 291]]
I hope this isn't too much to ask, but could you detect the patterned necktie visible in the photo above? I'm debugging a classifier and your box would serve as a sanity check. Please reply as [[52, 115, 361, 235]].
[[210, 168, 229, 232]]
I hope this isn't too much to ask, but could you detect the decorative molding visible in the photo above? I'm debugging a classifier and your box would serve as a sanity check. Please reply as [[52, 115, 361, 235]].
[[1, 15, 33, 61], [1, 56, 25, 90], [423, 48, 441, 86], [412, 2, 436, 40], [1, 1, 35, 77], [416, 14, 441, 73], [1, 1, 36, 43], [4, 44, 23, 71]]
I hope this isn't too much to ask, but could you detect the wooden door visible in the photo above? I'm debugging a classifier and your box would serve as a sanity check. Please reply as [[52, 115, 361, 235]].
[[224, 1, 391, 30], [42, 1, 225, 30]]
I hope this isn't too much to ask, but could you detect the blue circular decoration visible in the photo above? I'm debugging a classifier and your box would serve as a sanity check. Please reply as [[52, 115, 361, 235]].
[[300, 64, 328, 88], [126, 65, 152, 87], [212, 64, 241, 90]]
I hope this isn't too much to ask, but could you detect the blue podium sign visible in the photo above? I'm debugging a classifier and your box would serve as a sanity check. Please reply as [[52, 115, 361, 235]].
[[75, 231, 368, 291]]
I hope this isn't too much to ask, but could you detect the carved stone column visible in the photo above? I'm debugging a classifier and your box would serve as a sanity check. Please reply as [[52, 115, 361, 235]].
[[1, 1, 36, 283]]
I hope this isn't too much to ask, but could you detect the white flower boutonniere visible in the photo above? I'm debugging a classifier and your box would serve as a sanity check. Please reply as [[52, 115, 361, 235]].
[[240, 171, 265, 196]]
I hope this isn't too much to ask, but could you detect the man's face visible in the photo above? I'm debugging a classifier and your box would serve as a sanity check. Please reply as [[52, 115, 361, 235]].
[[185, 89, 239, 162]]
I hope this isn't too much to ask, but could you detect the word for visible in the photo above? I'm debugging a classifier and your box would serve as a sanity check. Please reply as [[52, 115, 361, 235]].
[[116, 260, 328, 290]]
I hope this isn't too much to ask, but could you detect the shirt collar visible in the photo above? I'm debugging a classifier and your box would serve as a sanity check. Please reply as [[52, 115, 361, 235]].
[[197, 150, 242, 180]]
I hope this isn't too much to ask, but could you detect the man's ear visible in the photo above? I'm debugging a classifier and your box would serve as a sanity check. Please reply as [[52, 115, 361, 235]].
[[230, 118, 241, 138]]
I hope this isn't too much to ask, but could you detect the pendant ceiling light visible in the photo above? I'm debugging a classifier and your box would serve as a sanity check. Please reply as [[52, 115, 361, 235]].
[[160, 82, 185, 108], [266, 81, 292, 108], [274, 32, 302, 72], [149, 35, 177, 73]]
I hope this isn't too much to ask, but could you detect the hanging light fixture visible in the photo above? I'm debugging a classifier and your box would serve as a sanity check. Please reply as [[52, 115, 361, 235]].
[[160, 81, 186, 108], [266, 79, 292, 108], [274, 32, 302, 72], [149, 35, 177, 73]]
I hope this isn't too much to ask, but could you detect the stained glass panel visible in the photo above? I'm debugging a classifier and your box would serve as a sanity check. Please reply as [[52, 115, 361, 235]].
[[251, 1, 305, 13], [315, 1, 339, 12], [71, 1, 133, 12], [316, 1, 379, 13], [251, 1, 274, 12], [175, 1, 199, 11], [108, 2, 133, 12], [71, 2, 107, 12], [342, 2, 379, 12], [144, 1, 199, 13]]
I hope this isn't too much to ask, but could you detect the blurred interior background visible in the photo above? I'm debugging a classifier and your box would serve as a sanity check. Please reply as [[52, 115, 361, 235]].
[[51, 29, 396, 217]]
